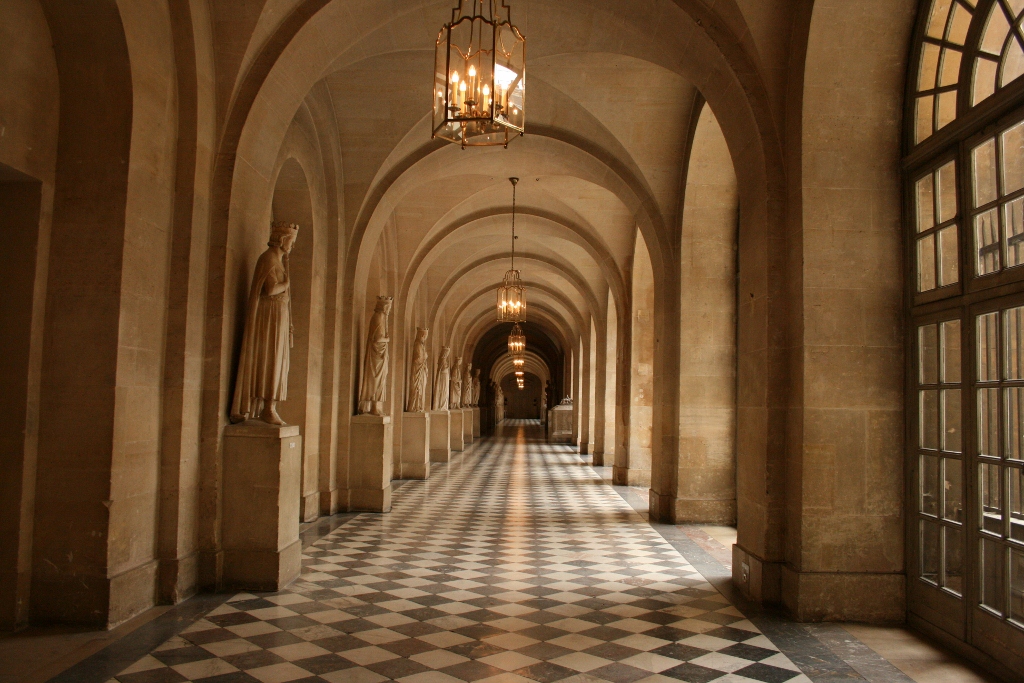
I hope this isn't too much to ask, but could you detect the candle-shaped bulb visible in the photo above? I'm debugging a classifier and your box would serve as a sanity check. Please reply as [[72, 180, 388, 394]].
[[468, 65, 476, 78], [451, 71, 459, 83]]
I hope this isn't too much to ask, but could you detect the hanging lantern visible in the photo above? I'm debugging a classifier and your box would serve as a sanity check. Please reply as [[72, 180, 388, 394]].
[[512, 357, 524, 370], [515, 370, 524, 378], [433, 0, 526, 148], [497, 178, 525, 321], [508, 322, 526, 356]]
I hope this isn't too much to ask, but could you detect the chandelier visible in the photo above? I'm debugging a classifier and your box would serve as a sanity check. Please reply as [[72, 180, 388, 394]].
[[508, 322, 526, 355], [433, 0, 526, 148], [497, 178, 525, 321], [516, 376, 525, 390]]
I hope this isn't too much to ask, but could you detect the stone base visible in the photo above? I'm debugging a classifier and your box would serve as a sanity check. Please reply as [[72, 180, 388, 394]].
[[649, 490, 736, 525], [781, 566, 906, 623], [224, 541, 301, 592], [319, 487, 340, 516], [349, 414, 393, 512], [462, 408, 473, 444], [450, 410, 464, 451], [401, 412, 430, 480], [222, 421, 301, 592], [429, 410, 451, 462], [301, 491, 320, 523], [732, 544, 782, 605], [612, 466, 650, 487], [472, 407, 481, 437]]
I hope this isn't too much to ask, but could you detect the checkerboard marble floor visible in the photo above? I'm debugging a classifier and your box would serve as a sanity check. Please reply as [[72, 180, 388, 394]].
[[109, 422, 810, 683]]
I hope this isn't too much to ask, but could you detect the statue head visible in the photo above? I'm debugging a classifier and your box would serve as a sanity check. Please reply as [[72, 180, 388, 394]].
[[474, 369, 481, 378], [455, 356, 463, 367], [439, 346, 450, 361], [375, 296, 393, 314], [269, 221, 299, 252], [415, 327, 429, 342]]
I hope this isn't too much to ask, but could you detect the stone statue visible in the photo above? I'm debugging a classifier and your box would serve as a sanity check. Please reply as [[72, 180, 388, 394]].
[[406, 327, 430, 412], [358, 296, 393, 416], [494, 383, 504, 422], [463, 362, 473, 407], [230, 221, 299, 425], [450, 356, 463, 409], [472, 368, 482, 407], [432, 346, 451, 410]]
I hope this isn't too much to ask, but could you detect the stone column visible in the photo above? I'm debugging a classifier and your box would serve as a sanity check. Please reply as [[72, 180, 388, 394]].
[[449, 410, 464, 451], [350, 415, 393, 511], [400, 412, 430, 480], [222, 422, 302, 591], [429, 410, 451, 462]]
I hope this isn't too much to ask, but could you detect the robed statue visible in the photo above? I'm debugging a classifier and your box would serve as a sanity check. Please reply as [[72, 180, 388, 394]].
[[358, 296, 393, 416], [406, 327, 430, 412], [450, 357, 463, 409], [472, 369, 482, 407], [432, 346, 451, 410], [463, 363, 474, 407], [230, 221, 299, 425]]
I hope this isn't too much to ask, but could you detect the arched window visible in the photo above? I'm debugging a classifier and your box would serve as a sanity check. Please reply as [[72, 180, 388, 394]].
[[907, 1, 1024, 674]]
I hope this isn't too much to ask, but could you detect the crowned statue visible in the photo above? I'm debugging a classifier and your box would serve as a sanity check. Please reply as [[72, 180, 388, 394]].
[[463, 362, 474, 407], [230, 221, 299, 425], [450, 356, 463, 409], [406, 327, 430, 412], [432, 346, 451, 410], [358, 296, 393, 416]]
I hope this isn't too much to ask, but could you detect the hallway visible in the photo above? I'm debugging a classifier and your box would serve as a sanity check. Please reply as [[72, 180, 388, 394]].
[[21, 421, 982, 683]]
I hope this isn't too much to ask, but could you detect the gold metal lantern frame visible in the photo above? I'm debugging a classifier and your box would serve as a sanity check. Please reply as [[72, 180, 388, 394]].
[[507, 322, 526, 356], [433, 0, 526, 148]]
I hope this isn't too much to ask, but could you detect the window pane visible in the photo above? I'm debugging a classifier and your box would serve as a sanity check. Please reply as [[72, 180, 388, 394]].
[[920, 324, 939, 384], [979, 312, 1000, 381], [948, 2, 972, 45], [1005, 306, 1024, 379], [916, 96, 935, 144], [923, 453, 940, 515], [941, 48, 963, 88], [974, 138, 998, 206], [1002, 120, 1024, 195], [982, 539, 1006, 614], [919, 235, 938, 291], [943, 389, 962, 452], [938, 226, 960, 286], [975, 57, 999, 105], [937, 91, 957, 130], [938, 161, 957, 223], [944, 457, 964, 522], [1002, 37, 1024, 87], [920, 42, 941, 91], [922, 520, 941, 584], [922, 390, 940, 450], [1005, 197, 1024, 267], [1007, 388, 1024, 460], [975, 208, 1001, 275], [917, 174, 935, 232], [1011, 468, 1024, 541], [980, 388, 1001, 456], [1011, 548, 1024, 625], [942, 319, 962, 383], [927, 0, 953, 38], [981, 462, 1004, 535], [982, 4, 1011, 56], [945, 526, 964, 595]]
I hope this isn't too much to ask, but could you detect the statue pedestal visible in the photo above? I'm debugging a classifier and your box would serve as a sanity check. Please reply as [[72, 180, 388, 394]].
[[430, 410, 451, 462], [462, 408, 474, 444], [449, 410, 465, 451], [472, 407, 481, 438], [350, 415, 392, 511], [222, 421, 301, 591], [400, 412, 430, 480], [549, 404, 574, 444]]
